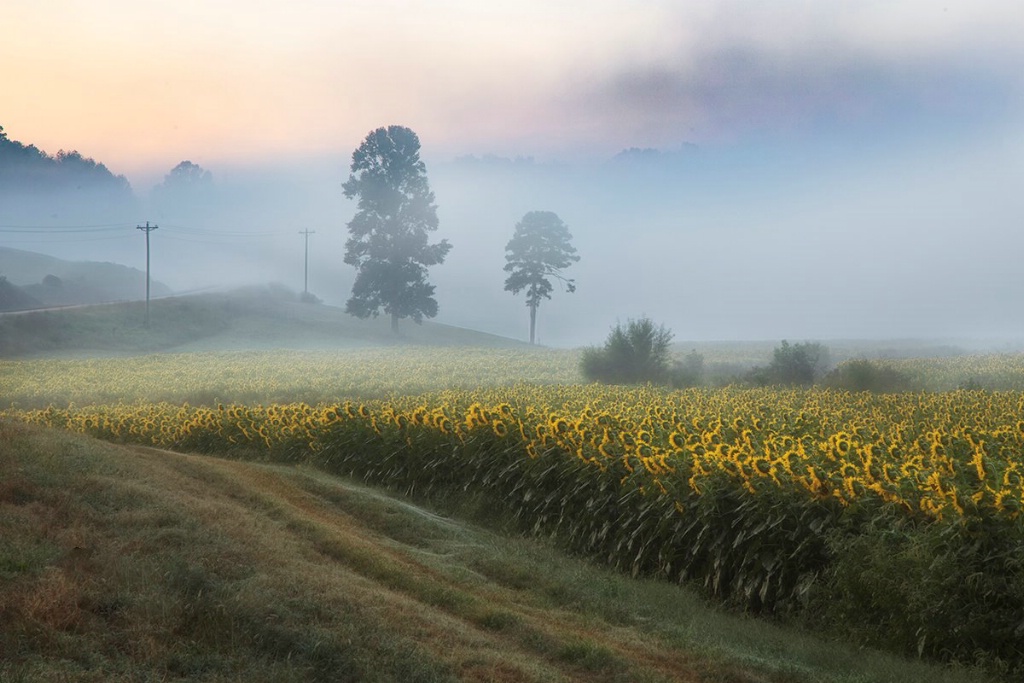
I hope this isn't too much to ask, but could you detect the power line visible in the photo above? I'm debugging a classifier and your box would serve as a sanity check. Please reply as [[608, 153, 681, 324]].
[[0, 222, 133, 229], [0, 221, 289, 239], [0, 234, 133, 244], [159, 234, 267, 246], [160, 223, 283, 236], [0, 225, 133, 233]]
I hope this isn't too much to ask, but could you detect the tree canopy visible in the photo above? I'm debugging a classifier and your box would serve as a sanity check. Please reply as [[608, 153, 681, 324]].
[[158, 160, 212, 189], [151, 160, 214, 219], [504, 210, 579, 344], [0, 124, 131, 194], [0, 124, 135, 224], [342, 126, 451, 333], [749, 341, 831, 386]]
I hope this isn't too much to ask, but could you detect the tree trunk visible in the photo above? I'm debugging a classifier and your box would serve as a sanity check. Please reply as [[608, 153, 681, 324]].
[[529, 304, 537, 345], [391, 312, 399, 335]]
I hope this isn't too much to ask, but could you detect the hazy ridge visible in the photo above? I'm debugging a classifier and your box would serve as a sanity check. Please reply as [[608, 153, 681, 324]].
[[0, 246, 171, 310]]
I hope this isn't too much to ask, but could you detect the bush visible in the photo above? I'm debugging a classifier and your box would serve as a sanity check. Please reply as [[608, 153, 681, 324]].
[[824, 359, 913, 392], [670, 349, 705, 388], [581, 317, 674, 385], [749, 341, 830, 387]]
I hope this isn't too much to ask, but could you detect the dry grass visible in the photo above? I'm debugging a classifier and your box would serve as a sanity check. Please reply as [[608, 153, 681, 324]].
[[0, 420, 997, 682]]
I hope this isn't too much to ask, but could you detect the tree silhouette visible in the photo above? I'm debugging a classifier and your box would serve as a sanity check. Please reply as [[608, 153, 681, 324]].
[[342, 126, 451, 334], [151, 160, 214, 220], [580, 317, 674, 384], [0, 124, 135, 224], [159, 160, 212, 188], [503, 211, 579, 344]]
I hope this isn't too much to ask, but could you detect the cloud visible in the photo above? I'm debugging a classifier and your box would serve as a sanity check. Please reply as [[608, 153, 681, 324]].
[[555, 2, 1024, 149]]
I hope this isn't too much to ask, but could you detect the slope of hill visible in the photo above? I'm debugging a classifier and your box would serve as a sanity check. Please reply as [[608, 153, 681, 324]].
[[0, 275, 40, 311], [0, 421, 992, 683], [0, 286, 530, 358], [0, 246, 172, 307]]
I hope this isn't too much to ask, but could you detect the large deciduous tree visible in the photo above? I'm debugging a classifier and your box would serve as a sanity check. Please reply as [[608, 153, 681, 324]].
[[342, 126, 451, 334], [503, 210, 579, 345]]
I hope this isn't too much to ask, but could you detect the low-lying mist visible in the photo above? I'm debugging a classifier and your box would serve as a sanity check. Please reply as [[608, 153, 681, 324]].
[[3, 128, 1022, 348]]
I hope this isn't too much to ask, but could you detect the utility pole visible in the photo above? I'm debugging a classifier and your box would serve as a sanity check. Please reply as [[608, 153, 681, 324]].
[[299, 229, 315, 296], [136, 221, 158, 326]]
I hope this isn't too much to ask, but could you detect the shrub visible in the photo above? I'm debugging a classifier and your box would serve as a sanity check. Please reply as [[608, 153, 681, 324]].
[[581, 317, 674, 385], [749, 341, 830, 386], [824, 359, 913, 392], [670, 349, 705, 388]]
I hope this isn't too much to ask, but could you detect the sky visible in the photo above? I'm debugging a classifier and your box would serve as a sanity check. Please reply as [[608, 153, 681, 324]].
[[2, 1, 1023, 346]]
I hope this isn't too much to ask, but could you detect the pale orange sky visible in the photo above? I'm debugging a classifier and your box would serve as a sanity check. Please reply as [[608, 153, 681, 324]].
[[2, 1, 1021, 187]]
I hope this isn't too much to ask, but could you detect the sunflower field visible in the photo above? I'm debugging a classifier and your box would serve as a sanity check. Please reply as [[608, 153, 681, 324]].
[[4, 349, 1024, 672]]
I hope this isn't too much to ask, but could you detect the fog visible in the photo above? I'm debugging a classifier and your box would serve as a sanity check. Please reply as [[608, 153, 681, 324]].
[[3, 1, 1023, 347], [2, 121, 1022, 348], [429, 129, 1024, 346]]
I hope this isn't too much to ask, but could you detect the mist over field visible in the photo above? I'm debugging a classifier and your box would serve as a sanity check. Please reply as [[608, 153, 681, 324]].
[[3, 131, 1022, 348], [2, 1, 1022, 347]]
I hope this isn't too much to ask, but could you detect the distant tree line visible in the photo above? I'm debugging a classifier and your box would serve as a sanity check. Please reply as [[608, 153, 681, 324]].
[[0, 124, 136, 226], [0, 124, 132, 196]]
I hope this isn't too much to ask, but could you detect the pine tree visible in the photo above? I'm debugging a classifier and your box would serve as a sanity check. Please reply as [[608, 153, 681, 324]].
[[504, 211, 579, 344]]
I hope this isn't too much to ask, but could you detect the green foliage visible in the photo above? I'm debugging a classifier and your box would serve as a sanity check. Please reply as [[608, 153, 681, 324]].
[[503, 211, 579, 307], [812, 512, 1024, 674], [342, 126, 451, 333], [670, 349, 705, 388], [750, 341, 830, 386], [824, 359, 913, 392], [503, 211, 579, 344], [580, 317, 674, 385]]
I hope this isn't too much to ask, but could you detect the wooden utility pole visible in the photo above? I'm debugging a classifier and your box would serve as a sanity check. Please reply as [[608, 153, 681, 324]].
[[299, 229, 315, 296], [136, 221, 158, 326]]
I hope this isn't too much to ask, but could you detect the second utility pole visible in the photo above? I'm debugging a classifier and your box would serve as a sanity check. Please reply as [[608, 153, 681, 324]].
[[299, 229, 315, 296], [137, 221, 159, 326]]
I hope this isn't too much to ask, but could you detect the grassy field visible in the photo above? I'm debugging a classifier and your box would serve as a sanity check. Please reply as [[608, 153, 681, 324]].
[[0, 420, 995, 682], [0, 347, 582, 409], [4, 292, 1024, 680], [0, 286, 530, 358]]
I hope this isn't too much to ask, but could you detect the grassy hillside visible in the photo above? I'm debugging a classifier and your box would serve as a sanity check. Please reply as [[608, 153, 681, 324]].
[[0, 420, 994, 683], [0, 286, 529, 358], [0, 276, 40, 312], [0, 246, 172, 308]]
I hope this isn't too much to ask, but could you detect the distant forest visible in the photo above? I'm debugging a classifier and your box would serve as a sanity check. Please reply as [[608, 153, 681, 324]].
[[0, 124, 137, 223]]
